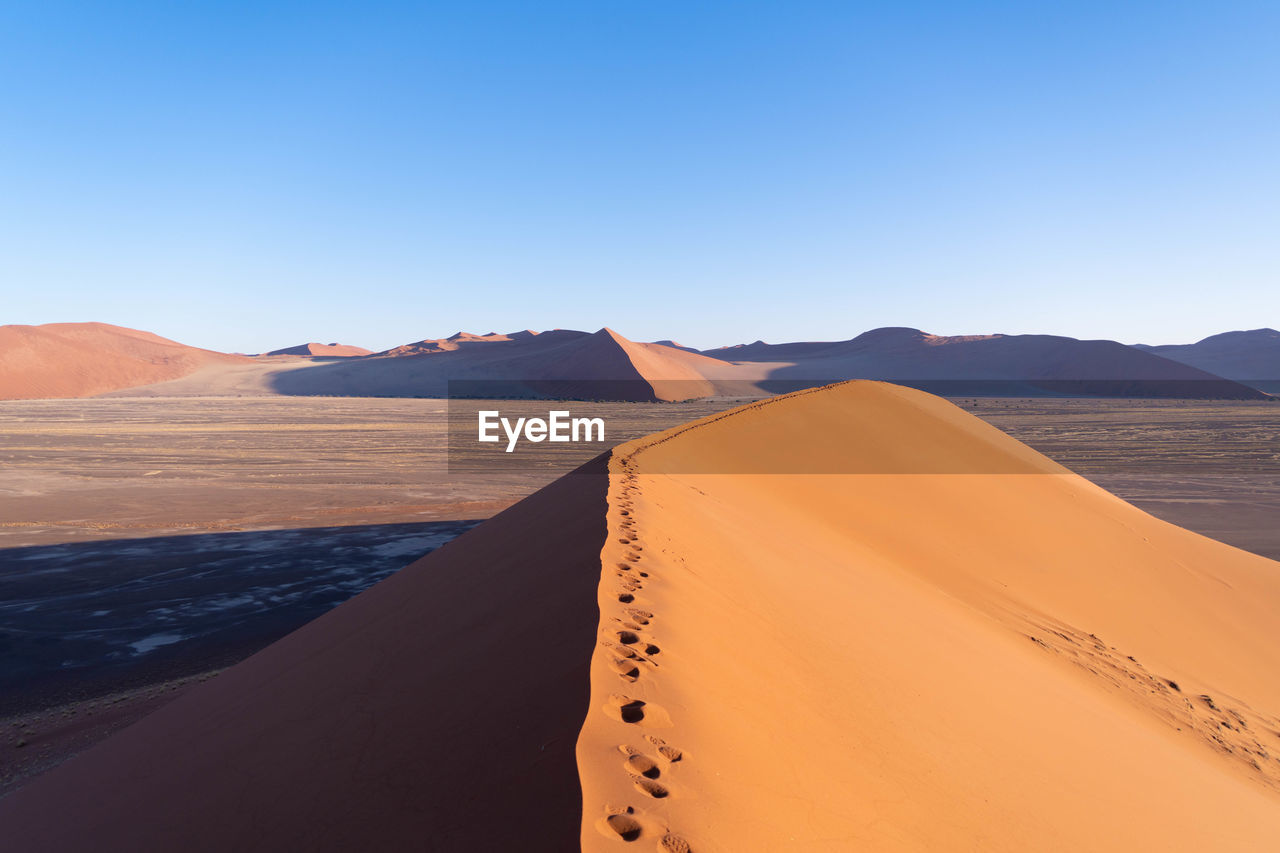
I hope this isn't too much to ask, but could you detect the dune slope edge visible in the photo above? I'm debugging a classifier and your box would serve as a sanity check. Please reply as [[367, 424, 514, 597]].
[[0, 458, 609, 852], [577, 380, 1280, 852]]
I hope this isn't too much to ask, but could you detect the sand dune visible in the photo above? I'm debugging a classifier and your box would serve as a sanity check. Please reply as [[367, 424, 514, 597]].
[[1136, 328, 1280, 392], [381, 329, 539, 355], [4, 381, 1280, 850], [0, 323, 247, 400], [9, 322, 1270, 401], [649, 340, 701, 354], [270, 327, 721, 401], [264, 342, 373, 357], [701, 327, 1269, 399], [579, 381, 1280, 850], [92, 327, 724, 400]]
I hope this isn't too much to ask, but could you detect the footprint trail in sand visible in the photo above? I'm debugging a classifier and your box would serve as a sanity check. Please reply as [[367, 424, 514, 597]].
[[583, 456, 692, 851]]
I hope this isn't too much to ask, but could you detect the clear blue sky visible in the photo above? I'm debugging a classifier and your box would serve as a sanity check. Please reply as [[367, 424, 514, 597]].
[[1, 1, 1276, 352]]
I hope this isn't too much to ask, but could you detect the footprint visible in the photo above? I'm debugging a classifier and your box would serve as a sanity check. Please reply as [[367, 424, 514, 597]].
[[623, 752, 660, 778], [598, 813, 643, 842], [616, 630, 640, 645], [644, 644, 660, 656], [606, 643, 639, 659], [633, 778, 669, 798], [618, 593, 635, 603], [642, 737, 682, 762], [620, 621, 644, 631], [625, 553, 642, 562], [658, 834, 691, 852], [604, 695, 647, 723], [612, 658, 640, 681], [627, 609, 654, 619]]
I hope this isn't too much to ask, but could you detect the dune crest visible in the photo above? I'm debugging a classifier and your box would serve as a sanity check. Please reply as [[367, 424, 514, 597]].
[[577, 380, 1280, 851]]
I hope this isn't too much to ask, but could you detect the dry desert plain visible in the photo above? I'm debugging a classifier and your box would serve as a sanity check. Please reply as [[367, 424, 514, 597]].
[[1, 387, 1279, 850], [4, 396, 1276, 552]]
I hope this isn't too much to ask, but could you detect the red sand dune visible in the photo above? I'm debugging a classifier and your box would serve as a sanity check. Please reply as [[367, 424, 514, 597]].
[[0, 323, 248, 400], [381, 329, 539, 355], [4, 381, 1280, 850], [264, 342, 373, 357], [42, 323, 1268, 401], [272, 327, 723, 401], [649, 339, 701, 354]]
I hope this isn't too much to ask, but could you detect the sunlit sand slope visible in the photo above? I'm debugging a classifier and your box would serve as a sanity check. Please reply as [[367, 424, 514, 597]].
[[578, 380, 1280, 852]]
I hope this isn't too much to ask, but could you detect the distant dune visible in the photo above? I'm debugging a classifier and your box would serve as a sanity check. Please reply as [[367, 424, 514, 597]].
[[1135, 329, 1280, 392], [5, 322, 1271, 400], [270, 327, 721, 401], [4, 381, 1280, 850], [381, 329, 539, 355], [648, 339, 701, 354], [701, 326, 1269, 399], [0, 323, 248, 401], [264, 342, 373, 357]]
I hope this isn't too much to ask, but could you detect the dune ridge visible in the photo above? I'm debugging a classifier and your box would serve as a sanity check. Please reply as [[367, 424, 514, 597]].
[[576, 380, 1280, 851]]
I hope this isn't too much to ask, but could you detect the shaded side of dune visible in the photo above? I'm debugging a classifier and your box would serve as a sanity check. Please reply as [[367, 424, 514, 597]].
[[0, 458, 609, 852]]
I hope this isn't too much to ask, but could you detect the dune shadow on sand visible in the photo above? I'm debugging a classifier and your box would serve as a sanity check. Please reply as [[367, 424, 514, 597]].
[[0, 458, 609, 851], [0, 520, 483, 714]]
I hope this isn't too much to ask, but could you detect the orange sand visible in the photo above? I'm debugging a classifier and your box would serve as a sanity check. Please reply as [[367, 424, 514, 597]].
[[578, 381, 1280, 851]]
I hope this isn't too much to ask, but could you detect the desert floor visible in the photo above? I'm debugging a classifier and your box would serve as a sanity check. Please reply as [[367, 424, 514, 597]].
[[966, 397, 1280, 561]]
